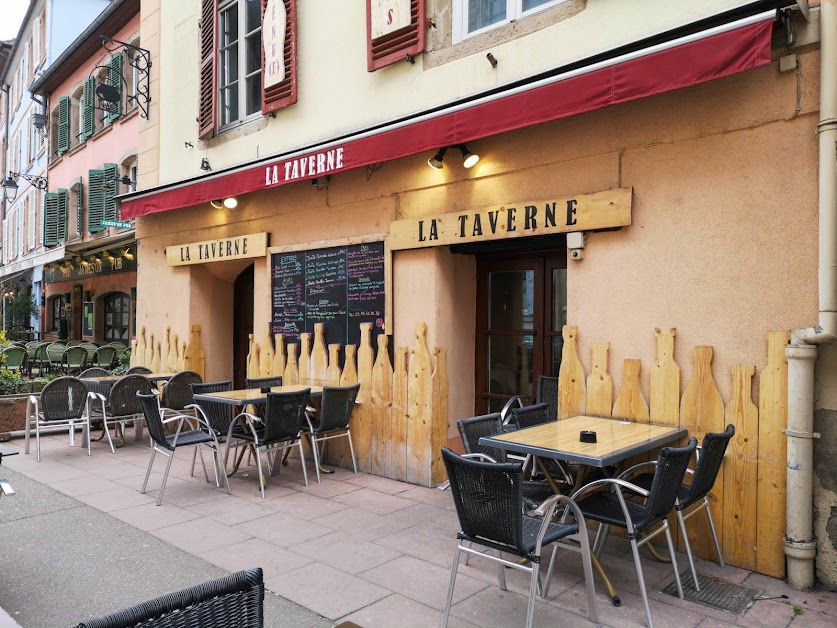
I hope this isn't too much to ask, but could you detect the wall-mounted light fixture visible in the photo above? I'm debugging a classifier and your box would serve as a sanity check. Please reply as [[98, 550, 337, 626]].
[[122, 247, 134, 260], [427, 144, 480, 170], [94, 36, 152, 119], [2, 171, 49, 203], [200, 158, 211, 171], [210, 198, 238, 209], [102, 175, 136, 192]]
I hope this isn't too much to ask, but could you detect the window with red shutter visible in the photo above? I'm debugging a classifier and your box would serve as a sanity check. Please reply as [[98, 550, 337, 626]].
[[198, 0, 217, 139], [366, 0, 426, 72], [262, 0, 297, 113]]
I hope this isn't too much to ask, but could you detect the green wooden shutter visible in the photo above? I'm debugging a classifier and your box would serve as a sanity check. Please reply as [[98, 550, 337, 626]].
[[43, 192, 59, 246], [57, 96, 70, 154], [107, 53, 122, 123], [82, 76, 95, 139], [56, 189, 68, 243], [88, 169, 105, 233], [103, 163, 118, 222], [76, 180, 84, 235]]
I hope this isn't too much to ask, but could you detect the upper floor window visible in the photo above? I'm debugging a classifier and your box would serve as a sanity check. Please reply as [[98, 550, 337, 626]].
[[455, 0, 568, 41], [218, 0, 263, 128]]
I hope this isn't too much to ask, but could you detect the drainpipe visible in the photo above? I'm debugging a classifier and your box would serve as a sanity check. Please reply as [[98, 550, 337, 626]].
[[2, 81, 8, 221], [785, 0, 837, 590]]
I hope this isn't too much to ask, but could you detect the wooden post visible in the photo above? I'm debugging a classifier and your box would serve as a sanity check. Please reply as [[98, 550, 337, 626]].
[[724, 364, 759, 570], [406, 323, 432, 486], [558, 325, 586, 418], [650, 328, 680, 426], [371, 334, 393, 477], [586, 341, 612, 417]]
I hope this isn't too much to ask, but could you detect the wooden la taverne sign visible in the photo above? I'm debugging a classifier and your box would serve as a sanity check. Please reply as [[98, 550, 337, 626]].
[[388, 188, 632, 251], [166, 232, 268, 267]]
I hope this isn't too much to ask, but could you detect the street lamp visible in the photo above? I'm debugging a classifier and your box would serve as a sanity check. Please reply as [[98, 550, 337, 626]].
[[2, 172, 49, 203]]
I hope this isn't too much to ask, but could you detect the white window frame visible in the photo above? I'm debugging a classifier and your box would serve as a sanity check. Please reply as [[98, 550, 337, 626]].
[[32, 17, 41, 69], [452, 0, 569, 43], [28, 188, 36, 250], [217, 0, 263, 130]]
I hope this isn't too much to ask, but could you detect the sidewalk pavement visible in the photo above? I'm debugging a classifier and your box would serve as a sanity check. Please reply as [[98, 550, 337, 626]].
[[2, 432, 836, 627]]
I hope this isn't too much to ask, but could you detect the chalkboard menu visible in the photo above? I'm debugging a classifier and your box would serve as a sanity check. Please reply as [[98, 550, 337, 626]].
[[271, 241, 386, 346]]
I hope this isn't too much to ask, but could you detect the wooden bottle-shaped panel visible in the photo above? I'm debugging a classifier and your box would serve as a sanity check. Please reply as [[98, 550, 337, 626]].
[[168, 333, 179, 371], [326, 344, 342, 385], [340, 345, 358, 386], [357, 324, 374, 403], [260, 329, 275, 377], [310, 324, 328, 385], [431, 347, 449, 485], [160, 327, 170, 374], [183, 326, 204, 380], [129, 339, 138, 368], [650, 328, 680, 426], [407, 323, 433, 486], [134, 325, 146, 368], [371, 334, 394, 477], [723, 364, 758, 570], [391, 347, 409, 481], [558, 325, 586, 418], [145, 332, 155, 369], [150, 341, 162, 373], [283, 343, 299, 385], [612, 359, 649, 422], [298, 333, 311, 385], [247, 334, 260, 379], [586, 341, 612, 417], [273, 334, 286, 380], [177, 341, 186, 372]]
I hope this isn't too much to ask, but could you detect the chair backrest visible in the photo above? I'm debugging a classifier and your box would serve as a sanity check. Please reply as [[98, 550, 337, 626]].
[[79, 367, 110, 378], [39, 377, 89, 421], [108, 375, 154, 417], [2, 347, 27, 369], [34, 342, 50, 363], [63, 346, 88, 368], [262, 389, 311, 443], [66, 340, 83, 347], [245, 376, 283, 390], [536, 376, 559, 421], [191, 381, 234, 434], [82, 343, 99, 362], [93, 346, 117, 368], [510, 402, 553, 430], [442, 448, 528, 557], [107, 341, 127, 351], [161, 370, 202, 411], [316, 384, 360, 432], [76, 568, 264, 628], [47, 343, 66, 363], [457, 413, 507, 463], [136, 392, 173, 451], [683, 424, 735, 507], [126, 366, 152, 375], [640, 437, 698, 529]]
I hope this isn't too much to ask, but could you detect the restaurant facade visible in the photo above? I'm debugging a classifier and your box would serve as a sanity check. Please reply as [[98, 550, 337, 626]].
[[122, 1, 835, 588]]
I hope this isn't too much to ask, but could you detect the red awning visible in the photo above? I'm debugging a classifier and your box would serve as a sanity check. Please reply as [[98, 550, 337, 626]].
[[121, 17, 773, 219]]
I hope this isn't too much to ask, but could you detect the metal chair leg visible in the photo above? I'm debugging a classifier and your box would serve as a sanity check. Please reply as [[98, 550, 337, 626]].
[[677, 509, 701, 591], [526, 560, 540, 628], [141, 447, 157, 494], [664, 525, 684, 600], [254, 446, 267, 499], [704, 498, 725, 567], [441, 545, 462, 628], [346, 429, 358, 474], [298, 440, 308, 487], [157, 450, 176, 506], [630, 538, 654, 628], [310, 434, 322, 484]]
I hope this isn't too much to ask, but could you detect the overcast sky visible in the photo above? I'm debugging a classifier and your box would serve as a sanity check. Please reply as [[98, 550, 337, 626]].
[[0, 0, 30, 41]]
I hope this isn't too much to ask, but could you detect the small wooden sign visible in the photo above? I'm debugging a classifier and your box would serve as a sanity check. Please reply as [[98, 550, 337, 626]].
[[166, 232, 268, 267], [370, 0, 412, 39], [388, 187, 632, 251]]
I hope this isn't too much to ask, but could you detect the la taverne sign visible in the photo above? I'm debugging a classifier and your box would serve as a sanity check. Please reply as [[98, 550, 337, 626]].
[[166, 232, 268, 267], [388, 188, 632, 251]]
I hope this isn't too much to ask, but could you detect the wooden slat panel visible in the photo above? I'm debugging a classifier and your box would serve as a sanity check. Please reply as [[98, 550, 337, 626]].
[[310, 324, 327, 385], [247, 334, 260, 379], [327, 344, 342, 385], [273, 334, 286, 380], [680, 346, 725, 559], [183, 325, 205, 380], [612, 359, 648, 422], [168, 334, 179, 372], [355, 324, 375, 472], [724, 364, 758, 570], [757, 330, 790, 578], [406, 323, 432, 485], [392, 347, 409, 481], [650, 328, 680, 426], [431, 347, 449, 484], [371, 334, 393, 477], [298, 333, 311, 385], [558, 325, 586, 418], [260, 328, 275, 377], [335, 345, 358, 468], [586, 341, 612, 417], [340, 345, 358, 386], [283, 343, 299, 385], [151, 341, 162, 374]]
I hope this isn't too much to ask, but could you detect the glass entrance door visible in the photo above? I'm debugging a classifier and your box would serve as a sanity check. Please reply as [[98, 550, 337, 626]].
[[475, 253, 567, 414]]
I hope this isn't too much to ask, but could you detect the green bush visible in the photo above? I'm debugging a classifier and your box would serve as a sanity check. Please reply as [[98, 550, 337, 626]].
[[111, 349, 131, 376], [0, 368, 29, 395]]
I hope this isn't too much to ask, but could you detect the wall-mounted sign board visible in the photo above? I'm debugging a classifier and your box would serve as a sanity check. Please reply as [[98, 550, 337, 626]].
[[166, 232, 268, 267], [270, 238, 388, 347], [83, 302, 94, 337], [388, 187, 632, 251]]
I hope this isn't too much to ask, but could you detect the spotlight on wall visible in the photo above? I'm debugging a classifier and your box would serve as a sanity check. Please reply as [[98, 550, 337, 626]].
[[223, 197, 238, 209], [427, 147, 448, 170], [427, 144, 480, 170], [200, 158, 211, 171]]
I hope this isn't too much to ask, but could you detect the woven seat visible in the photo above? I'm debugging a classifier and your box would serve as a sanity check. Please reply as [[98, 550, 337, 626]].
[[225, 389, 311, 498], [61, 346, 88, 375], [301, 384, 360, 483], [76, 568, 264, 627], [441, 448, 597, 628], [160, 370, 202, 416], [1, 346, 27, 374], [573, 437, 697, 628], [137, 392, 230, 506], [25, 377, 93, 462], [622, 424, 735, 592], [191, 381, 235, 437], [89, 375, 153, 453]]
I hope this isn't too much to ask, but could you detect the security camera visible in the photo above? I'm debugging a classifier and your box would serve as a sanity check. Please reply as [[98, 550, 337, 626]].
[[570, 249, 584, 261]]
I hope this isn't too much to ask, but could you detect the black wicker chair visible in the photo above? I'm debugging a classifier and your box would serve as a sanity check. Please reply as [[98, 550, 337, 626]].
[[225, 389, 311, 497], [25, 376, 92, 462], [80, 367, 110, 378], [621, 424, 735, 591], [76, 568, 264, 627], [510, 402, 554, 430], [137, 392, 230, 506], [441, 448, 597, 628], [190, 381, 239, 477], [160, 371, 203, 417], [500, 375, 559, 424], [89, 375, 154, 453], [127, 366, 152, 375], [244, 376, 283, 390], [301, 384, 359, 483], [572, 437, 698, 628]]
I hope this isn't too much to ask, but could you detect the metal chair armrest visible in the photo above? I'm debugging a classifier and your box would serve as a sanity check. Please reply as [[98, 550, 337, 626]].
[[499, 395, 525, 424], [571, 477, 649, 501], [461, 452, 498, 464], [617, 460, 658, 480]]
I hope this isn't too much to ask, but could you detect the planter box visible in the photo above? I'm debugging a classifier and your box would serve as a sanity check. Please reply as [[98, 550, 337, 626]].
[[0, 393, 31, 434]]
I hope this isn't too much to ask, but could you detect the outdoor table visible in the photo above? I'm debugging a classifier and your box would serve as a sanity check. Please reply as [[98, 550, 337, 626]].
[[192, 385, 325, 476], [479, 415, 687, 606]]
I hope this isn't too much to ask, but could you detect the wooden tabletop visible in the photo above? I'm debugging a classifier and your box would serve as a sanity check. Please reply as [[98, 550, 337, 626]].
[[192, 385, 324, 406], [480, 415, 687, 467], [81, 373, 179, 383]]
